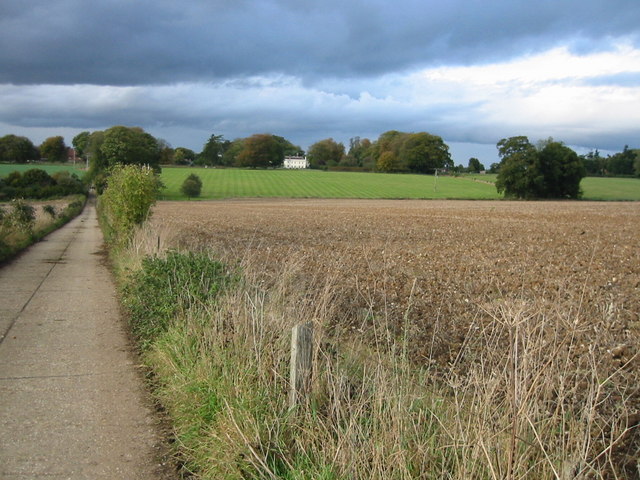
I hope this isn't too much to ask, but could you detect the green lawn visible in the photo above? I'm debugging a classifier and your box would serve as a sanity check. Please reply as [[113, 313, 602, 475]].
[[0, 163, 85, 177], [580, 177, 640, 201], [159, 168, 501, 200]]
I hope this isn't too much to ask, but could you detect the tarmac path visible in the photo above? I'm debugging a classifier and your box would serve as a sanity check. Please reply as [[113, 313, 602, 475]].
[[0, 199, 173, 479]]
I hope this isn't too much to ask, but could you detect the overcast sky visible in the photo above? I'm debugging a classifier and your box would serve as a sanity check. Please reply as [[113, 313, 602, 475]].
[[1, 0, 639, 165]]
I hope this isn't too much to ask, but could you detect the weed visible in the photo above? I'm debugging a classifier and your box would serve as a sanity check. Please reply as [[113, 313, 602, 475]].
[[42, 204, 56, 218]]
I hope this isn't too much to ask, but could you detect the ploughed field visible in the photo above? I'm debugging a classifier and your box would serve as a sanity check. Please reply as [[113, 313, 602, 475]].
[[152, 199, 640, 473], [153, 199, 639, 367]]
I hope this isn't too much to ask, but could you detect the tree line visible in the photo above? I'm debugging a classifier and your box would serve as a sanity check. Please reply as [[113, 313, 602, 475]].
[[2, 126, 639, 201], [0, 135, 71, 163], [4, 128, 638, 179]]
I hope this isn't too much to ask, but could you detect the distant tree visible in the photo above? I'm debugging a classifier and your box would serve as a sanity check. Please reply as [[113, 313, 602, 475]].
[[72, 131, 91, 158], [634, 149, 640, 177], [180, 173, 203, 198], [346, 137, 373, 167], [235, 134, 284, 168], [100, 126, 160, 170], [495, 136, 585, 199], [173, 147, 196, 165], [581, 149, 605, 176], [400, 132, 452, 174], [198, 134, 228, 166], [222, 139, 245, 166], [272, 135, 303, 157], [0, 135, 38, 163], [495, 136, 539, 199], [606, 145, 636, 176], [488, 162, 501, 174], [84, 131, 108, 187], [468, 157, 485, 173], [157, 139, 174, 165], [536, 141, 585, 198], [307, 138, 345, 168], [40, 136, 67, 162], [376, 151, 401, 172]]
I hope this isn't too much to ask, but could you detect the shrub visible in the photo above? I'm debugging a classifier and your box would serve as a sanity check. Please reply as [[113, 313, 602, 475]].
[[43, 204, 56, 219], [99, 164, 162, 246], [7, 199, 35, 234], [180, 173, 203, 198]]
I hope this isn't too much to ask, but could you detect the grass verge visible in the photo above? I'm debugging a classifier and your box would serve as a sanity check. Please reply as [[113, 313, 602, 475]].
[[108, 221, 639, 479], [0, 194, 86, 263]]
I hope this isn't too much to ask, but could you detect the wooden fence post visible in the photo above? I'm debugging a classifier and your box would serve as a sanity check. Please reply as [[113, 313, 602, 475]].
[[289, 322, 313, 409]]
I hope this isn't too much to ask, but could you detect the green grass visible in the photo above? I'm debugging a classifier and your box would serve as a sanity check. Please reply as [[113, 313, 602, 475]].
[[4, 164, 637, 201], [580, 176, 640, 200], [0, 163, 85, 177], [464, 173, 640, 201], [160, 168, 501, 200]]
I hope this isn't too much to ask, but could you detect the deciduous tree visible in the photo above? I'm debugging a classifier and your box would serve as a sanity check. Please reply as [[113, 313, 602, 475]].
[[40, 136, 67, 162], [72, 131, 91, 158], [199, 134, 228, 166], [376, 151, 401, 172], [468, 157, 485, 173], [400, 132, 452, 174], [496, 136, 585, 199], [0, 135, 38, 163], [100, 126, 160, 170], [308, 138, 345, 168], [236, 134, 284, 168], [174, 147, 196, 165]]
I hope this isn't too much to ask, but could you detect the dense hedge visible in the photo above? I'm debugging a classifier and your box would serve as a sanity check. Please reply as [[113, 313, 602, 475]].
[[0, 168, 86, 200]]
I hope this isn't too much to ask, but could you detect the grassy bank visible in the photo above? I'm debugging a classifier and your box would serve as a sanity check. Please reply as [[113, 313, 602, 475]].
[[0, 195, 86, 263], [107, 219, 638, 479]]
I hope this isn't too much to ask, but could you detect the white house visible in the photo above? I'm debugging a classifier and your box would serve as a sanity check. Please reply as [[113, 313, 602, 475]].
[[283, 155, 309, 169]]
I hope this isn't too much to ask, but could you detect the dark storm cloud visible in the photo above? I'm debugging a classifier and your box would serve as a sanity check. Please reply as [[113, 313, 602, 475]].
[[1, 0, 639, 85]]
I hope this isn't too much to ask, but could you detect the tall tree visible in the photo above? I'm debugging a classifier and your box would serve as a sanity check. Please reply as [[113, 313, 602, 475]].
[[173, 147, 196, 165], [99, 126, 160, 170], [536, 141, 585, 198], [199, 134, 228, 166], [606, 145, 636, 176], [0, 135, 38, 163], [307, 138, 345, 168], [72, 131, 91, 158], [400, 132, 452, 174], [468, 157, 485, 173], [40, 136, 67, 162], [272, 135, 303, 157], [235, 134, 284, 168], [376, 151, 401, 172], [495, 136, 538, 198], [496, 136, 585, 199]]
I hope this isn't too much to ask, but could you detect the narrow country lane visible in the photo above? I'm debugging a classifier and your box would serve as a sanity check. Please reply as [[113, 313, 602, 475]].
[[0, 199, 173, 479]]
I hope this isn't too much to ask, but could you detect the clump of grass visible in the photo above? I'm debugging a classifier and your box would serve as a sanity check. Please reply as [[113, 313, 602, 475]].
[[42, 204, 57, 218], [121, 250, 236, 349], [114, 223, 639, 479]]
